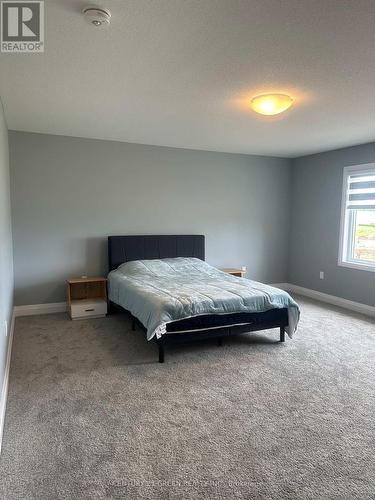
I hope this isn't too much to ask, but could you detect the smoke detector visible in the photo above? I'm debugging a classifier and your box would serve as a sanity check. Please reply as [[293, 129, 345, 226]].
[[82, 6, 111, 27]]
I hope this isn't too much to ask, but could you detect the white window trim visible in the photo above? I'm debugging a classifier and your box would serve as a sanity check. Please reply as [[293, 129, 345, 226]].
[[338, 163, 375, 273]]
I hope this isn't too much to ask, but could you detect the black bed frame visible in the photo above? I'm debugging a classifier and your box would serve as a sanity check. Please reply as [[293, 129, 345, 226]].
[[108, 235, 288, 363]]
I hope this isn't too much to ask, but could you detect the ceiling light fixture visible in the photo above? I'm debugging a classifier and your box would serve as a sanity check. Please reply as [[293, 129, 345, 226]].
[[82, 6, 111, 27], [250, 93, 293, 115]]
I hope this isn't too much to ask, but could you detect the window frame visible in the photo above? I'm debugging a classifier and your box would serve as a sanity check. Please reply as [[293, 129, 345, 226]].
[[338, 163, 375, 273]]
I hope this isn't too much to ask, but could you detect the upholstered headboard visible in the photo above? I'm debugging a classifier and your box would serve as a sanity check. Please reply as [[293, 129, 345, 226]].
[[108, 235, 205, 271]]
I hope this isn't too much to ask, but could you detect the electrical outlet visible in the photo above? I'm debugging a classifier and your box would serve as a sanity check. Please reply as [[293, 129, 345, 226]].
[[319, 271, 324, 280], [4, 320, 8, 337]]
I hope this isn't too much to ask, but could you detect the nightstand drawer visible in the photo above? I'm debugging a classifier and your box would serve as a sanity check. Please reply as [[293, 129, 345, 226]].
[[70, 299, 107, 319]]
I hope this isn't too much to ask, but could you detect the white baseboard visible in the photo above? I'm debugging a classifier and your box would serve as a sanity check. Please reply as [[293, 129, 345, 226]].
[[12, 285, 375, 320], [280, 283, 375, 318], [14, 285, 372, 320], [14, 302, 67, 317], [0, 309, 15, 454]]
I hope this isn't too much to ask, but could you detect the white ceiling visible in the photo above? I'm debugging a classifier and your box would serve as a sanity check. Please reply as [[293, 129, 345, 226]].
[[1, 0, 375, 157]]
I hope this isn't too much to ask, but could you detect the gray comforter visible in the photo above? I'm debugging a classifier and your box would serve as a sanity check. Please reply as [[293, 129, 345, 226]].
[[108, 258, 300, 340]]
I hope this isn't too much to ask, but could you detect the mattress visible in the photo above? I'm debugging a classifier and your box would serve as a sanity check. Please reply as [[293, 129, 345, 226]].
[[108, 257, 299, 340]]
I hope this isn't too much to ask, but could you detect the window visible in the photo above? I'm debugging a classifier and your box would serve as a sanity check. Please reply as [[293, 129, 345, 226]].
[[339, 164, 375, 272]]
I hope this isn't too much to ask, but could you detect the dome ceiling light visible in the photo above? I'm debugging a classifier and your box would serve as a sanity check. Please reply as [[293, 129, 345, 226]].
[[250, 93, 293, 115]]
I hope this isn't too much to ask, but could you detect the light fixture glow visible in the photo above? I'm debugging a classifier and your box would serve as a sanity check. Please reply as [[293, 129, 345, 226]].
[[250, 93, 293, 115]]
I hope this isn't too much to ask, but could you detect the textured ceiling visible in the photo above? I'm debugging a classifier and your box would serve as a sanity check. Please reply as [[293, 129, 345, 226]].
[[1, 0, 375, 157]]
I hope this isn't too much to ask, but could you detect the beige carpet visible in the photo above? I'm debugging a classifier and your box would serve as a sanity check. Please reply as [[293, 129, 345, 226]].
[[1, 295, 375, 499]]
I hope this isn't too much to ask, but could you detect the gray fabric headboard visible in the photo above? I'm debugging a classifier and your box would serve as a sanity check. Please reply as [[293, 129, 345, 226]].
[[108, 235, 205, 271]]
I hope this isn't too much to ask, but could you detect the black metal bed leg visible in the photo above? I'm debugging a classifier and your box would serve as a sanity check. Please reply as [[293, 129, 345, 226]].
[[217, 336, 223, 347], [158, 342, 165, 363], [131, 315, 136, 331], [280, 326, 285, 343]]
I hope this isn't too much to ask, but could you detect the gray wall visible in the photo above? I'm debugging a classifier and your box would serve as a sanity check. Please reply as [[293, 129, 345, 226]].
[[289, 142, 375, 307], [0, 101, 13, 395], [9, 131, 291, 305]]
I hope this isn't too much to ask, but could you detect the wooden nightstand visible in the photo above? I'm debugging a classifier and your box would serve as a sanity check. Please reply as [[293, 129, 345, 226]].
[[220, 268, 246, 278], [67, 277, 108, 320]]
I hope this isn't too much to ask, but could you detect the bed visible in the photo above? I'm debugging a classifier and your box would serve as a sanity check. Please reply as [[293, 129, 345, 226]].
[[107, 235, 300, 362]]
